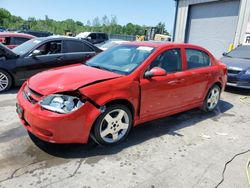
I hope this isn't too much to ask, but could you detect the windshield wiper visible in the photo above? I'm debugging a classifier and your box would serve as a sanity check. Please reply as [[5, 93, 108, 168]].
[[88, 65, 113, 72]]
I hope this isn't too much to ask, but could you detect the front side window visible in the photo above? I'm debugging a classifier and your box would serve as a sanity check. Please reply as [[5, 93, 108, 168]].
[[36, 41, 62, 55], [186, 49, 210, 69], [86, 45, 155, 75], [150, 48, 182, 73]]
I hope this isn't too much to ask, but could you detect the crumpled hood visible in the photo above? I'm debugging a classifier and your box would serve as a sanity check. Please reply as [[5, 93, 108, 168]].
[[28, 64, 122, 95], [220, 56, 250, 70]]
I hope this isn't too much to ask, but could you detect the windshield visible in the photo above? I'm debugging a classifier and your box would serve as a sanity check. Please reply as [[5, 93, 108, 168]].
[[12, 38, 43, 55], [86, 45, 155, 75], [226, 45, 250, 59]]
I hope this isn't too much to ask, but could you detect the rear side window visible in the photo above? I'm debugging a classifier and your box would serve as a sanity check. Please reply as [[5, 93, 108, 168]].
[[64, 40, 94, 53], [11, 37, 30, 45], [185, 49, 210, 69], [98, 33, 108, 40]]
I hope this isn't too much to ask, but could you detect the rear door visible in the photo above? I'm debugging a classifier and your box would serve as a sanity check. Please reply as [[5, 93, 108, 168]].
[[62, 40, 96, 64], [181, 48, 213, 104], [23, 40, 64, 78]]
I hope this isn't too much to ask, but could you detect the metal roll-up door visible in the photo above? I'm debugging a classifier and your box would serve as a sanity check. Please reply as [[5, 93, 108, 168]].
[[185, 0, 240, 58]]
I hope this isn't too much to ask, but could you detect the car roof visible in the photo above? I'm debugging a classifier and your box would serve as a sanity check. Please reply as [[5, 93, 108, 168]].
[[33, 35, 85, 41], [126, 41, 209, 50], [0, 32, 35, 38]]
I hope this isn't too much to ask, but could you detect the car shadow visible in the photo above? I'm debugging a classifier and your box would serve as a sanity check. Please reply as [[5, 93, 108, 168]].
[[30, 100, 233, 159], [225, 86, 250, 96], [0, 87, 19, 95]]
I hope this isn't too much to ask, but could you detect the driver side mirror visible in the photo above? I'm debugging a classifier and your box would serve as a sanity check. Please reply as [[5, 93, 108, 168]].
[[144, 67, 167, 79], [87, 36, 92, 40], [31, 49, 42, 57]]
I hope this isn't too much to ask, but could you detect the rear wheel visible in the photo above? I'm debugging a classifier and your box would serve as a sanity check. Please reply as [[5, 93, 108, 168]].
[[0, 70, 12, 92], [93, 104, 132, 145], [202, 85, 221, 112]]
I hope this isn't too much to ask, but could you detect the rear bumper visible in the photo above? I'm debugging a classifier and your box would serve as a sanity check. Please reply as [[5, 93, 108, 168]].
[[16, 84, 101, 144]]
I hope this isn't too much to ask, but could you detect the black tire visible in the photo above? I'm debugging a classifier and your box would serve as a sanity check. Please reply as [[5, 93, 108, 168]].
[[202, 84, 221, 112], [0, 70, 12, 92], [93, 104, 133, 145]]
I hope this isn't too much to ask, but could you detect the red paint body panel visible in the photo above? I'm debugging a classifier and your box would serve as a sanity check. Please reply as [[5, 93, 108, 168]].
[[17, 83, 101, 143], [28, 64, 122, 95], [16, 42, 227, 144]]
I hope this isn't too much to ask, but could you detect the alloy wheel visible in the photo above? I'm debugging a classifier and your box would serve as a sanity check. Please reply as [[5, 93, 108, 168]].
[[0, 72, 9, 92], [99, 109, 130, 143], [207, 87, 220, 110]]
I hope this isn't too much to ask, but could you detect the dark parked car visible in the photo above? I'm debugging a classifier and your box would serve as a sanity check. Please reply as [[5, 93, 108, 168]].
[[221, 45, 250, 89], [0, 32, 35, 49], [18, 30, 53, 37], [0, 36, 102, 92], [76, 32, 109, 44]]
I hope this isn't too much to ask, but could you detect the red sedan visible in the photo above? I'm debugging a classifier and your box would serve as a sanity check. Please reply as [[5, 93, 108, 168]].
[[16, 42, 227, 145], [0, 32, 35, 49]]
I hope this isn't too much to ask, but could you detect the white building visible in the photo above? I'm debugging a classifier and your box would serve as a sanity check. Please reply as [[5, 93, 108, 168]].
[[173, 0, 250, 57]]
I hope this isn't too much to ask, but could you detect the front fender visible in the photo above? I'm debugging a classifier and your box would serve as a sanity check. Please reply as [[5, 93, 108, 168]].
[[78, 77, 140, 118]]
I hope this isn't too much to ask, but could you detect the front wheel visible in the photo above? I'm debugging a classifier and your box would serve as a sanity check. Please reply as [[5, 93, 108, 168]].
[[93, 104, 132, 145], [0, 70, 12, 92], [202, 85, 221, 112]]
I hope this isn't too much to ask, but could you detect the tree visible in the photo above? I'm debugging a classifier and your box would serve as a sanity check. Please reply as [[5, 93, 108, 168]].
[[86, 20, 91, 26], [110, 15, 117, 25], [92, 17, 100, 27], [102, 15, 109, 26], [0, 8, 11, 25], [0, 9, 169, 37], [156, 22, 169, 35], [76, 21, 83, 26]]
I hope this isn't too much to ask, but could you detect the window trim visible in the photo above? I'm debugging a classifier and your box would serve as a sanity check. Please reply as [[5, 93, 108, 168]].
[[185, 48, 211, 70]]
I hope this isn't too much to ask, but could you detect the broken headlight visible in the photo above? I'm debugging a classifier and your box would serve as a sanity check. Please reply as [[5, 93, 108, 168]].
[[39, 94, 84, 114]]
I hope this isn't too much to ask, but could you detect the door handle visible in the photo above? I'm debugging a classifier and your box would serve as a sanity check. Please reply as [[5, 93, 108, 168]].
[[168, 79, 185, 85], [168, 80, 181, 85], [85, 54, 92, 58], [56, 56, 63, 61]]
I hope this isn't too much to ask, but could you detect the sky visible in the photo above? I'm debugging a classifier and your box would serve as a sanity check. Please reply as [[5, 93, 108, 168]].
[[0, 0, 176, 34]]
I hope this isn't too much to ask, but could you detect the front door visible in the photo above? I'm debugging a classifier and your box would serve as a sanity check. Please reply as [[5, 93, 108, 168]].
[[140, 48, 187, 119], [23, 40, 64, 79]]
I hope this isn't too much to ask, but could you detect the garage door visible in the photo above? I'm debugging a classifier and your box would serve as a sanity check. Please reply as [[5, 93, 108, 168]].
[[185, 0, 240, 58]]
